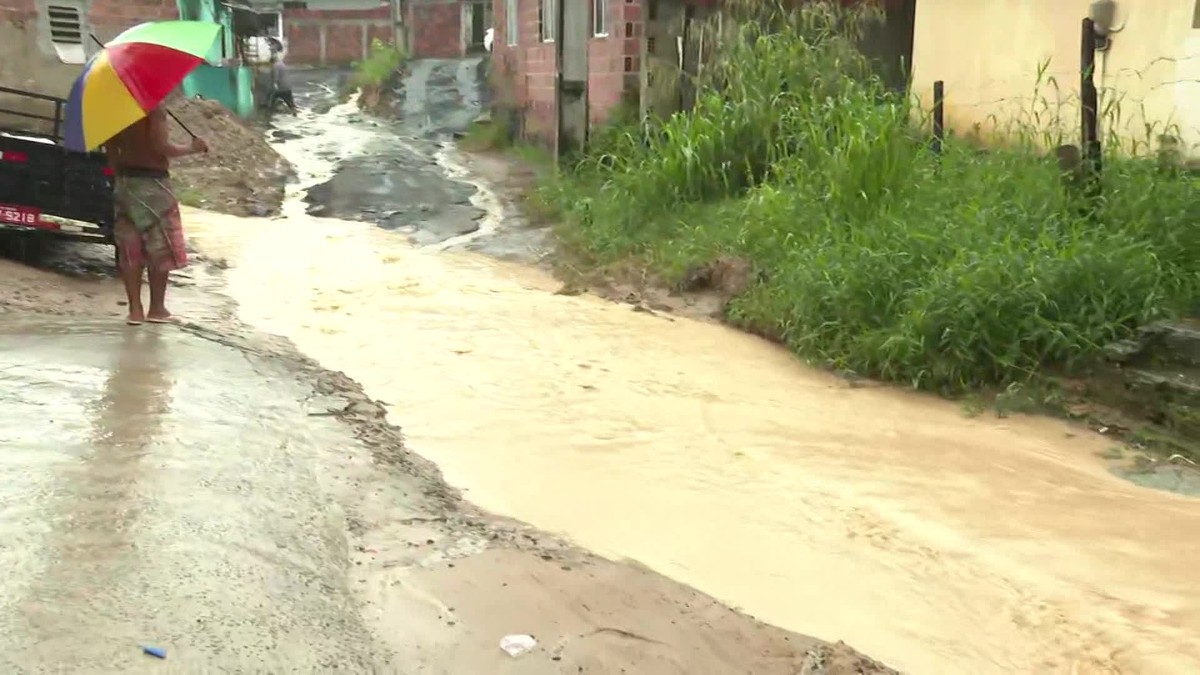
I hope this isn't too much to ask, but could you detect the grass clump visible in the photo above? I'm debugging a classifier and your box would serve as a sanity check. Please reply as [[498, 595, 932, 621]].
[[544, 0, 1200, 394], [351, 38, 407, 89]]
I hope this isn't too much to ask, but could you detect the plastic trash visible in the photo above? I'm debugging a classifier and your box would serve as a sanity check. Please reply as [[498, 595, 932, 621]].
[[142, 645, 167, 659], [499, 634, 537, 657]]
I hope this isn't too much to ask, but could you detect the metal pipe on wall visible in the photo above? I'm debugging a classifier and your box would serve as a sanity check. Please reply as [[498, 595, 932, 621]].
[[1080, 17, 1102, 206]]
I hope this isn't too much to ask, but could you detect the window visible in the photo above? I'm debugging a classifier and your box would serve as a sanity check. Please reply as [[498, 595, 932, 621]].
[[506, 0, 518, 45], [593, 0, 608, 36], [259, 12, 282, 38], [539, 0, 556, 41], [45, 2, 87, 64]]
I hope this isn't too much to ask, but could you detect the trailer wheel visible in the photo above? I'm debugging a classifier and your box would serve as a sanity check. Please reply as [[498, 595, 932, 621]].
[[15, 233, 39, 264]]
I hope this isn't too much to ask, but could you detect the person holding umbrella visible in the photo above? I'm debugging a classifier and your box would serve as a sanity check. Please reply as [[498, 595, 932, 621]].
[[64, 21, 222, 325], [104, 103, 207, 325]]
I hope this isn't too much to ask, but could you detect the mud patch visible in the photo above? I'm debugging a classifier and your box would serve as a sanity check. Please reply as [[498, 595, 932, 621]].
[[279, 65, 491, 247], [452, 149, 553, 264], [302, 144, 486, 246]]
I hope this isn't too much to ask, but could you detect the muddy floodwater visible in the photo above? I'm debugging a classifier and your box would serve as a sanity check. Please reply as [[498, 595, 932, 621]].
[[177, 66, 1200, 674]]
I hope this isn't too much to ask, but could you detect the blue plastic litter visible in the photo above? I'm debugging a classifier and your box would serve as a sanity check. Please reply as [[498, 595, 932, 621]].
[[142, 645, 167, 659]]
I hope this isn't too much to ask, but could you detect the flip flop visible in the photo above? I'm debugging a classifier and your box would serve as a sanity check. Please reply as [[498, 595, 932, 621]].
[[146, 316, 175, 324], [126, 318, 143, 326]]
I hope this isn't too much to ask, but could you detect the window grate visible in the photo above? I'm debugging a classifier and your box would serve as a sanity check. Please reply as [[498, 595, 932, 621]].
[[593, 0, 607, 35], [506, 0, 518, 45], [47, 5, 82, 45], [542, 0, 556, 41]]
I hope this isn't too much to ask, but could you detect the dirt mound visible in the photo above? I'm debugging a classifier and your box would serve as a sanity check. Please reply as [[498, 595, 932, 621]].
[[802, 641, 901, 675], [165, 98, 292, 217]]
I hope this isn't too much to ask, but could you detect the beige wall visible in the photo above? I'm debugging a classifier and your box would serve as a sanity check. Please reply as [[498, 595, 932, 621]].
[[910, 0, 1200, 158], [0, 21, 88, 134]]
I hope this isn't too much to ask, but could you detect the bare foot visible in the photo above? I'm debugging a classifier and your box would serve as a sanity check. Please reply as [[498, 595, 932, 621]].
[[146, 310, 174, 324], [127, 308, 145, 326]]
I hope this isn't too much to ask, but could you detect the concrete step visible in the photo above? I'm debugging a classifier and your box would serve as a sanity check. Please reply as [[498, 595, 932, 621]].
[[1094, 365, 1200, 439], [1104, 319, 1200, 369]]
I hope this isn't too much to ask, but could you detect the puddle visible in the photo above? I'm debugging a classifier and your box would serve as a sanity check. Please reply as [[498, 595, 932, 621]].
[[180, 62, 1200, 674]]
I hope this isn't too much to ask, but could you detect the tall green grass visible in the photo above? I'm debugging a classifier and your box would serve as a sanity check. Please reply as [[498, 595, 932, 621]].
[[545, 1, 1200, 393], [351, 38, 407, 89]]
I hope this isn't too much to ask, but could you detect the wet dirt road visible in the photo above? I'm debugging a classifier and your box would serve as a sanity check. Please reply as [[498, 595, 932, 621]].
[[188, 64, 1200, 674], [0, 63, 881, 674], [4, 60, 1198, 673], [276, 62, 547, 259], [0, 288, 839, 674]]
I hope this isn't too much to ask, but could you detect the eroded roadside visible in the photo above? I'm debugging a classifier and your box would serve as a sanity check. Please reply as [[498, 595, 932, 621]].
[[0, 247, 895, 674], [0, 62, 896, 672]]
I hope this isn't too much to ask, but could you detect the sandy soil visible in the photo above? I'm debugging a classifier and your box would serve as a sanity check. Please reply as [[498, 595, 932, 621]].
[[0, 258, 126, 317], [0, 258, 899, 674]]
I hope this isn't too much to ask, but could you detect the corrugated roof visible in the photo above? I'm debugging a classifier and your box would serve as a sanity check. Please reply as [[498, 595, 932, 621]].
[[295, 0, 388, 8]]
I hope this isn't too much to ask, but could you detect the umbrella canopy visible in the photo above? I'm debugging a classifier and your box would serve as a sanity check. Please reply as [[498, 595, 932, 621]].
[[63, 21, 222, 152]]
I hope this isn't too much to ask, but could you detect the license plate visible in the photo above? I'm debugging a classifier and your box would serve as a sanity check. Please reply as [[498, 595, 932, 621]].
[[0, 203, 54, 229]]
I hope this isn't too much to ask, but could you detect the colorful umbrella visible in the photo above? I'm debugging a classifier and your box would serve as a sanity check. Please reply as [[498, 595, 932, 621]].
[[63, 21, 222, 152]]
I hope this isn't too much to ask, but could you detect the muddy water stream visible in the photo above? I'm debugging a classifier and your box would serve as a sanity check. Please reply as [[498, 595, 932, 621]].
[[187, 72, 1200, 674]]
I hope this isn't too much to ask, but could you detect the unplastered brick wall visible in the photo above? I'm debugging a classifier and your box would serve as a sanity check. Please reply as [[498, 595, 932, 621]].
[[586, 0, 633, 127], [89, 0, 176, 39], [283, 5, 393, 66], [489, 0, 554, 145], [407, 0, 461, 59], [491, 0, 644, 145]]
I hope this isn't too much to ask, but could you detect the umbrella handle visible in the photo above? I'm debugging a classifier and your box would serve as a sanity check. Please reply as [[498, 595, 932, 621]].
[[89, 33, 197, 140]]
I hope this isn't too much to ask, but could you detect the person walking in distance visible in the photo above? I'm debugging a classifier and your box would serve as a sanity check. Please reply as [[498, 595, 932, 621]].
[[270, 53, 298, 115], [104, 104, 207, 325]]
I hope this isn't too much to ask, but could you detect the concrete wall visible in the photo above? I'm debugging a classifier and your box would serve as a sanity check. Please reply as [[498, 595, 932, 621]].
[[283, 5, 394, 66], [491, 0, 637, 146], [911, 0, 1200, 158]]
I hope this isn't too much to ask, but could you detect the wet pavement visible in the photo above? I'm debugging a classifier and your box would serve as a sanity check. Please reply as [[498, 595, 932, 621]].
[[0, 317, 393, 671], [275, 61, 548, 258]]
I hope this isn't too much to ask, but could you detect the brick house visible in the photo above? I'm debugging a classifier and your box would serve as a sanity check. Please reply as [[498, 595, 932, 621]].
[[406, 0, 491, 58], [256, 0, 487, 64], [490, 0, 916, 149], [489, 0, 638, 146], [269, 0, 397, 66]]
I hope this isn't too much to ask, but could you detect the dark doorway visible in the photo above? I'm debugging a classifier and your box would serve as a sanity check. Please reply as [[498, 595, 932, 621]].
[[556, 0, 589, 155], [466, 1, 492, 53], [858, 0, 917, 93]]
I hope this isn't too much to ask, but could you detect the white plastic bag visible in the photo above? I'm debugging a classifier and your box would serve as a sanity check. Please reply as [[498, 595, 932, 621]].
[[498, 634, 537, 657]]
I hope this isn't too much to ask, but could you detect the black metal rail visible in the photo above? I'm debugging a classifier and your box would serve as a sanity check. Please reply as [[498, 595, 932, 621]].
[[0, 85, 65, 140]]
